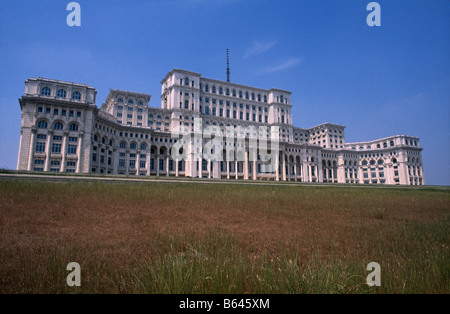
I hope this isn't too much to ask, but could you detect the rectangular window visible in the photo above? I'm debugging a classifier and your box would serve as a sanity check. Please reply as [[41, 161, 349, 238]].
[[68, 145, 77, 155], [67, 162, 76, 167], [35, 142, 46, 153], [52, 143, 62, 153], [119, 159, 125, 167], [69, 137, 78, 142], [129, 160, 136, 168], [51, 161, 60, 166]]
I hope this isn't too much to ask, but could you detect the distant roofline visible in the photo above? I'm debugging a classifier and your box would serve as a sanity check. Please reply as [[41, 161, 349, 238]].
[[27, 77, 96, 90], [309, 122, 347, 130], [162, 68, 292, 94], [346, 134, 420, 146]]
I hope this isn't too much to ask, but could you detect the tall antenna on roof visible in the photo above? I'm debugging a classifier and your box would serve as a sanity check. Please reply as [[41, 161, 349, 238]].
[[226, 49, 230, 82]]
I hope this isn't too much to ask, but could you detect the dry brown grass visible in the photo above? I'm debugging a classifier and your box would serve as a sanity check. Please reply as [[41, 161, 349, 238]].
[[0, 179, 449, 293]]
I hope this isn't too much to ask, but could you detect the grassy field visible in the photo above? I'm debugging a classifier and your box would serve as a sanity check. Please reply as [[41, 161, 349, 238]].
[[0, 177, 449, 294]]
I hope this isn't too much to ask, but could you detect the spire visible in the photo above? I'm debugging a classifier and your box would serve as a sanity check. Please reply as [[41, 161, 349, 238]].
[[226, 49, 230, 82]]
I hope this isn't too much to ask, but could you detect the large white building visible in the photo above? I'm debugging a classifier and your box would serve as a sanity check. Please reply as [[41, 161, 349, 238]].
[[17, 69, 425, 185]]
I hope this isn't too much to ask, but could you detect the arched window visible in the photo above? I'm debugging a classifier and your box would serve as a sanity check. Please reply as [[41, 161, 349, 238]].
[[377, 144, 381, 148], [138, 101, 143, 105], [53, 122, 63, 130], [378, 159, 384, 165], [362, 160, 368, 166], [390, 141, 394, 147], [69, 123, 78, 132], [205, 85, 209, 92], [185, 78, 189, 86], [117, 98, 124, 103], [140, 143, 147, 151], [37, 120, 48, 129], [226, 89, 230, 96], [219, 87, 223, 95], [130, 143, 137, 149], [245, 92, 249, 99], [120, 142, 127, 149], [232, 90, 236, 97], [128, 99, 134, 104], [41, 87, 51, 96], [370, 160, 376, 165], [57, 89, 66, 98], [239, 91, 243, 98], [72, 91, 81, 100], [94, 134, 98, 142], [212, 86, 216, 93], [263, 95, 267, 102]]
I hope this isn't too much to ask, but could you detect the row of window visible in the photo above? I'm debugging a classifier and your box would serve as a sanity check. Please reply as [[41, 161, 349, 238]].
[[117, 98, 144, 105], [41, 87, 81, 100], [37, 106, 81, 117], [35, 142, 77, 154], [36, 120, 79, 131]]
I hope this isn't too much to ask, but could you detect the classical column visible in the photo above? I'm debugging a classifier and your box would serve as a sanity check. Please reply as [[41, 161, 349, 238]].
[[275, 152, 280, 181], [146, 151, 151, 176], [175, 159, 179, 177], [136, 150, 141, 176], [27, 129, 37, 171], [156, 156, 160, 176], [44, 130, 52, 172], [294, 161, 297, 181], [60, 132, 68, 172], [76, 133, 83, 173], [207, 159, 211, 179], [244, 150, 249, 180], [166, 156, 170, 176]]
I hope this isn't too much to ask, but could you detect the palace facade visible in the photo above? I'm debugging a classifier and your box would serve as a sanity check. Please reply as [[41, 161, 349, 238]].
[[17, 69, 425, 185]]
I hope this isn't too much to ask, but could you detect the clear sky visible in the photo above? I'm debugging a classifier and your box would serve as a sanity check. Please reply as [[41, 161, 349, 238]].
[[0, 0, 448, 185]]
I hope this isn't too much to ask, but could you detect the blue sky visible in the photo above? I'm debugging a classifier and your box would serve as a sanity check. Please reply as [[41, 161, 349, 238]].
[[0, 0, 448, 185]]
